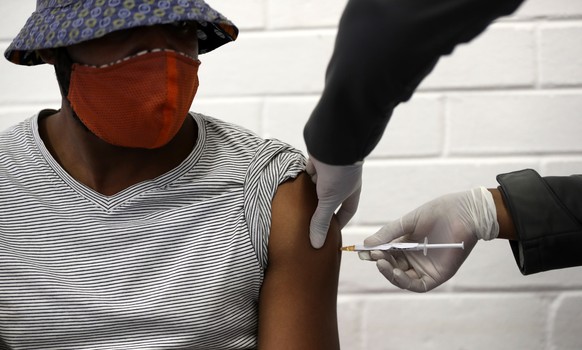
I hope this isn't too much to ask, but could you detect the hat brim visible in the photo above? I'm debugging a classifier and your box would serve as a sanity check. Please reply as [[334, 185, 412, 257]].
[[4, 0, 238, 66]]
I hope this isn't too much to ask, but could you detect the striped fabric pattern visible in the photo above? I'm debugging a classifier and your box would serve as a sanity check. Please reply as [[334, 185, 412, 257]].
[[0, 111, 305, 349]]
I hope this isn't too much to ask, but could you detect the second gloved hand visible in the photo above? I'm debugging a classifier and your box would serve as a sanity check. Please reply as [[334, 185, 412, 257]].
[[307, 156, 363, 249], [360, 187, 499, 292]]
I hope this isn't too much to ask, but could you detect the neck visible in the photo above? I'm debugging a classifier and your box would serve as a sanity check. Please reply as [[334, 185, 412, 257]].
[[39, 104, 197, 196]]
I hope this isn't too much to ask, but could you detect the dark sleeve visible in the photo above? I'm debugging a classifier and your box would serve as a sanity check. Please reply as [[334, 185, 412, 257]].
[[304, 0, 525, 165], [496, 169, 582, 275]]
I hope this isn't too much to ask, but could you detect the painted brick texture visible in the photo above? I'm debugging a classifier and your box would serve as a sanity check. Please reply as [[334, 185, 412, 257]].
[[1, 1, 582, 349]]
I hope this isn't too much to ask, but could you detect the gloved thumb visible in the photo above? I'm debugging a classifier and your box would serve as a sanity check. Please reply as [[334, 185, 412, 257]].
[[364, 217, 406, 247], [309, 204, 335, 249], [377, 259, 431, 293], [335, 187, 361, 229], [305, 159, 317, 181]]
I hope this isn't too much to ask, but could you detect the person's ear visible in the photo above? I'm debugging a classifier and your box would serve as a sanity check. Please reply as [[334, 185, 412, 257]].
[[37, 49, 56, 65]]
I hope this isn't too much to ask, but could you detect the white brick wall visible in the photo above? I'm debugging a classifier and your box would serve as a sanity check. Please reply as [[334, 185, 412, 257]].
[[1, 1, 581, 349]]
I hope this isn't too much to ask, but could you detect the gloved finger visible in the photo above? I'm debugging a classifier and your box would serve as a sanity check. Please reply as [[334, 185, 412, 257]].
[[386, 253, 406, 271], [392, 268, 415, 290], [370, 249, 387, 260], [402, 267, 437, 292], [375, 259, 397, 284], [309, 205, 335, 249], [311, 173, 318, 183], [370, 250, 384, 261], [376, 259, 413, 290], [335, 187, 361, 229], [358, 251, 373, 261], [392, 267, 429, 293], [405, 275, 429, 293], [364, 217, 405, 247], [393, 253, 411, 271], [370, 250, 409, 271], [378, 259, 430, 293], [305, 159, 316, 176], [403, 268, 421, 280]]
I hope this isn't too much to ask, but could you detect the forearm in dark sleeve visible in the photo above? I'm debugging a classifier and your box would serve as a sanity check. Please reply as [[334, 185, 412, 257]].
[[304, 0, 525, 165], [497, 169, 582, 275]]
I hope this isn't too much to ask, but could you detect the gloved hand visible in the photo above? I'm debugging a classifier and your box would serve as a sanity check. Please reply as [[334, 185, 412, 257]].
[[307, 155, 363, 248], [360, 187, 499, 292]]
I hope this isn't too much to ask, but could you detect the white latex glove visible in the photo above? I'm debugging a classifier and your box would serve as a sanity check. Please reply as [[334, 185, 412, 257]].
[[360, 187, 498, 292], [306, 156, 363, 248]]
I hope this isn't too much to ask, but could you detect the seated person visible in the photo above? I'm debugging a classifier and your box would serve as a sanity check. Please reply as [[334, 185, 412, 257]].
[[0, 1, 341, 349]]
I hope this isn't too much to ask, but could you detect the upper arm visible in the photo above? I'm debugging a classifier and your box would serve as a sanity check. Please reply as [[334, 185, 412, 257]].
[[258, 172, 341, 350]]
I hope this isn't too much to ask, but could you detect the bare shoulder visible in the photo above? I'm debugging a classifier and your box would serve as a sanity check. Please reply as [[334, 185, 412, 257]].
[[270, 171, 342, 263], [258, 172, 341, 350]]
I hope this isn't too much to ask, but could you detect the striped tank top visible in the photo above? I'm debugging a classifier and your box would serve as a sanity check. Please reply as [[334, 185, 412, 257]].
[[0, 111, 305, 349]]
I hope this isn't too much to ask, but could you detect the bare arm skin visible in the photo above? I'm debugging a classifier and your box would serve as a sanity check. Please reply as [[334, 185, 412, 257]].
[[488, 188, 517, 240], [258, 172, 342, 350]]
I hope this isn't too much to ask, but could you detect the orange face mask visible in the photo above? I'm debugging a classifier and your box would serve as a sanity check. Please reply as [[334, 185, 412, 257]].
[[67, 50, 200, 149]]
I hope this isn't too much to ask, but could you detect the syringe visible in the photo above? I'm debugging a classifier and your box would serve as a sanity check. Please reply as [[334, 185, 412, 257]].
[[341, 237, 464, 256]]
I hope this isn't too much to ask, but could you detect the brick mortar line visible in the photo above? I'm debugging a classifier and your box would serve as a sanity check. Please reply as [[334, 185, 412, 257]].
[[190, 87, 582, 99]]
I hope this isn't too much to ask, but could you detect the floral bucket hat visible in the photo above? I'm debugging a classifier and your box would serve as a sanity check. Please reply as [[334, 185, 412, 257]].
[[4, 0, 239, 66]]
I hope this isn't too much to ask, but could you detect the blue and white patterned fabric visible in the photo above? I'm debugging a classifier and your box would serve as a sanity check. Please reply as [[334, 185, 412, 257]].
[[5, 0, 238, 65]]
